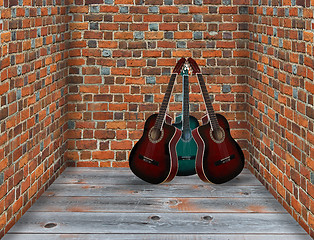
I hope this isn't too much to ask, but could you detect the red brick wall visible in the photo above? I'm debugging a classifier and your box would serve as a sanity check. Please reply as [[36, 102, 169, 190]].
[[246, 0, 314, 237], [0, 0, 70, 237], [1, 0, 313, 238], [66, 1, 250, 168]]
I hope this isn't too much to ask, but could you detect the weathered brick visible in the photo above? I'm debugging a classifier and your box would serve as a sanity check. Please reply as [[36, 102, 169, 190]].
[[0, 107, 8, 121], [111, 140, 132, 150], [92, 151, 114, 159], [1, 0, 312, 237], [85, 0, 103, 4]]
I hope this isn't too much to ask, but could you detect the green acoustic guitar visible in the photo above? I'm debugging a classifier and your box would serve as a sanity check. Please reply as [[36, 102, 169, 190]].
[[172, 63, 199, 176]]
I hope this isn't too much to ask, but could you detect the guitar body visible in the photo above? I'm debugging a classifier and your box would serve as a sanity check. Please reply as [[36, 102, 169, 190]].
[[129, 114, 181, 184], [173, 115, 199, 176], [192, 113, 245, 184]]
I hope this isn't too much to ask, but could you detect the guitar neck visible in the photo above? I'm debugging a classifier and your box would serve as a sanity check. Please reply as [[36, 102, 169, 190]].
[[196, 73, 220, 130], [182, 74, 190, 133], [155, 73, 177, 130]]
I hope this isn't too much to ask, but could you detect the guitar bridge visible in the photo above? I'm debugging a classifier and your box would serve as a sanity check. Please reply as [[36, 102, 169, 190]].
[[139, 155, 159, 166], [215, 155, 235, 166]]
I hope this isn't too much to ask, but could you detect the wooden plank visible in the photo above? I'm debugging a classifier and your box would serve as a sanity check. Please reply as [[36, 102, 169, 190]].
[[55, 169, 261, 186], [4, 233, 312, 240], [28, 196, 286, 213], [5, 168, 312, 239], [7, 212, 308, 234], [42, 184, 272, 198]]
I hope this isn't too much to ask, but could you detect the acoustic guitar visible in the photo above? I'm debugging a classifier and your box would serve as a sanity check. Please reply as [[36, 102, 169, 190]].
[[172, 63, 199, 176], [188, 57, 245, 184], [129, 58, 185, 184]]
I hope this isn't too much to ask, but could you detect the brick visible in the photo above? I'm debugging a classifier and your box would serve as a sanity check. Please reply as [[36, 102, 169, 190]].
[[0, 214, 6, 230], [76, 140, 97, 150], [111, 140, 132, 150], [93, 112, 113, 120], [174, 32, 193, 39], [112, 161, 129, 167], [79, 86, 99, 93], [69, 23, 88, 30], [127, 59, 146, 67], [114, 32, 133, 39], [115, 0, 133, 3], [111, 68, 131, 76], [95, 130, 115, 139], [189, 23, 207, 31], [109, 103, 127, 111], [145, 32, 164, 40], [159, 23, 177, 31], [143, 15, 162, 22], [215, 94, 234, 102], [216, 41, 236, 48], [1, 32, 11, 43], [69, 6, 89, 13], [0, 107, 8, 121], [142, 50, 162, 58], [233, 50, 249, 57], [94, 94, 113, 102], [84, 76, 102, 85], [84, 31, 103, 39], [92, 151, 114, 159], [85, 0, 103, 4], [77, 161, 99, 167], [107, 121, 126, 129], [172, 50, 192, 57], [130, 6, 148, 14], [114, 15, 133, 22], [125, 77, 145, 85], [203, 50, 222, 58], [157, 41, 176, 48], [157, 59, 176, 66], [5, 190, 14, 210], [219, 6, 237, 14], [68, 58, 85, 66]]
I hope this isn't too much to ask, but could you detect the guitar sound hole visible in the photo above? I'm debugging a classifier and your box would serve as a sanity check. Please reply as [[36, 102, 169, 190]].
[[210, 127, 225, 144], [149, 128, 164, 143], [213, 129, 223, 141]]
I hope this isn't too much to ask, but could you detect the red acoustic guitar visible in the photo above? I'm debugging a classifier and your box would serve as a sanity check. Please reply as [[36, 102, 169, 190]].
[[188, 57, 245, 184], [129, 58, 185, 184]]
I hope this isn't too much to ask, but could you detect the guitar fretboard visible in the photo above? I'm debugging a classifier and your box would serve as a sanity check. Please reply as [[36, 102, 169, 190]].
[[155, 73, 177, 130], [196, 73, 220, 130], [182, 74, 190, 134]]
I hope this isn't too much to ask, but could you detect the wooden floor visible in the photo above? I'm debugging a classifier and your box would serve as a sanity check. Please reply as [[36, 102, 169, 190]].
[[4, 167, 311, 240]]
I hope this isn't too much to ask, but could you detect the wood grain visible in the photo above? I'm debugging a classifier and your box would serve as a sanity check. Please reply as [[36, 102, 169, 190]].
[[55, 168, 260, 185], [6, 212, 308, 234], [42, 184, 272, 198], [28, 196, 285, 213], [4, 167, 311, 240]]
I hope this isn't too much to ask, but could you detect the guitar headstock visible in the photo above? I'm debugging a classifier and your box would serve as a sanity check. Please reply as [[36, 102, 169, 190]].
[[187, 57, 201, 74], [173, 57, 186, 74], [181, 63, 190, 76]]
